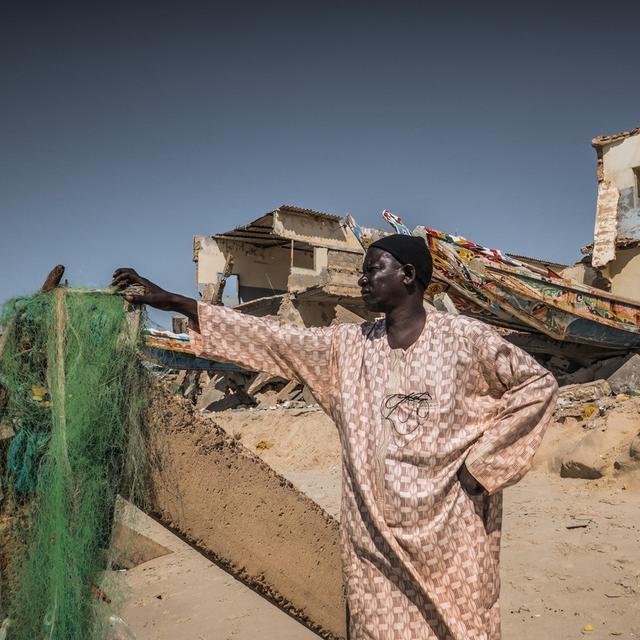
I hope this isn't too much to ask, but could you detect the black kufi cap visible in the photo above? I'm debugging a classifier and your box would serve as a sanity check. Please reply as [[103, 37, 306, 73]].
[[369, 234, 433, 287]]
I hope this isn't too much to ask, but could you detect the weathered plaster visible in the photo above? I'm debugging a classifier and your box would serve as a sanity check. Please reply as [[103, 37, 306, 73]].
[[273, 210, 362, 251], [289, 247, 330, 292], [617, 187, 640, 242], [603, 247, 640, 301], [560, 262, 609, 290], [591, 132, 640, 282], [592, 180, 620, 268], [601, 135, 640, 191], [195, 236, 293, 299]]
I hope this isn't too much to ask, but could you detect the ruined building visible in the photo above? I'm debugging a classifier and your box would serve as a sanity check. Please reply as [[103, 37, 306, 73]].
[[585, 127, 640, 300], [192, 205, 374, 327]]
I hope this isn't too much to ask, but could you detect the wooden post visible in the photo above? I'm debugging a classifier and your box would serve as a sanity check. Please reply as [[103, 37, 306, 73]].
[[0, 321, 13, 361], [54, 288, 72, 476]]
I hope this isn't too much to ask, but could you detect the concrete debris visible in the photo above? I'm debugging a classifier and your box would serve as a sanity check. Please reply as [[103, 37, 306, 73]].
[[301, 385, 317, 405], [557, 379, 612, 405], [560, 406, 639, 480], [246, 372, 280, 397], [195, 374, 226, 410], [557, 366, 596, 386], [629, 433, 640, 460], [606, 353, 640, 395], [592, 356, 629, 380], [433, 293, 459, 315], [166, 367, 315, 413], [274, 380, 300, 403]]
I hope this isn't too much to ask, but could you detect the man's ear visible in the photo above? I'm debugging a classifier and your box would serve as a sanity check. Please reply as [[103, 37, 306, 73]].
[[402, 264, 417, 286]]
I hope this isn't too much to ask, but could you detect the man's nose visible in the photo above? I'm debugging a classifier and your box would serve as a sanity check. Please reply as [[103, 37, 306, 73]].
[[358, 274, 367, 287]]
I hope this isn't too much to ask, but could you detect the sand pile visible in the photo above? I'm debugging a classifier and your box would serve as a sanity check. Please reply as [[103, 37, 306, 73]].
[[144, 386, 345, 639]]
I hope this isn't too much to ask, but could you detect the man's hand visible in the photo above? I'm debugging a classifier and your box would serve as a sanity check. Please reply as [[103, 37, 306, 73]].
[[111, 268, 199, 328], [112, 268, 175, 309], [458, 463, 485, 496]]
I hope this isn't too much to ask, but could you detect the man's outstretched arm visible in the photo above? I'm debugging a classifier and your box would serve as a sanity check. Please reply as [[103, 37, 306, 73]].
[[111, 268, 339, 412]]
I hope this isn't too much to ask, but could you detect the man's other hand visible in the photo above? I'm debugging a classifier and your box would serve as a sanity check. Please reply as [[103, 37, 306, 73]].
[[458, 463, 485, 496]]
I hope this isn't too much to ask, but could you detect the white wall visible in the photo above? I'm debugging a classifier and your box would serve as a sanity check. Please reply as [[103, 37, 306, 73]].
[[602, 135, 640, 191]]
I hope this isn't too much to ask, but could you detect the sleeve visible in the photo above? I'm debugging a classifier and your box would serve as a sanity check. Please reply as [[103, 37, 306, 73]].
[[463, 328, 558, 495], [188, 302, 338, 412]]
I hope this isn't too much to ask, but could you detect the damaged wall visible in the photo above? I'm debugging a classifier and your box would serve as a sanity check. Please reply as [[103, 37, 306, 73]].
[[288, 247, 329, 292], [194, 207, 368, 325], [288, 248, 363, 294], [602, 137, 640, 242], [273, 209, 362, 251], [605, 247, 640, 300], [560, 260, 610, 291], [195, 236, 312, 303], [592, 179, 620, 268], [591, 131, 640, 299], [194, 207, 363, 305]]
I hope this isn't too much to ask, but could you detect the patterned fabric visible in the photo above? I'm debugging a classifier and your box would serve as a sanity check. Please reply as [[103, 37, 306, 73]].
[[189, 303, 558, 640]]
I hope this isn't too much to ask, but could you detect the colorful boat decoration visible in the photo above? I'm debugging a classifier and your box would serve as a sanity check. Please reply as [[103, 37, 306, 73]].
[[143, 329, 244, 371], [375, 211, 640, 348]]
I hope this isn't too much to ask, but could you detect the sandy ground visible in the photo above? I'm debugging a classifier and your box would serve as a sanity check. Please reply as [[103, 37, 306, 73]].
[[501, 473, 640, 640], [120, 504, 318, 640]]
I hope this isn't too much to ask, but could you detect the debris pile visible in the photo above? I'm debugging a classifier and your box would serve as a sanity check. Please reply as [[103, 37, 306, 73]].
[[172, 368, 317, 413], [535, 371, 640, 483], [153, 186, 640, 405]]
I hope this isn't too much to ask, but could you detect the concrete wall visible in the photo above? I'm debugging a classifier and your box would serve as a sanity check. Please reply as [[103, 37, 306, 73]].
[[602, 135, 640, 193], [195, 237, 335, 303], [195, 237, 292, 301], [274, 210, 362, 251], [592, 134, 640, 285], [603, 246, 640, 301], [560, 262, 610, 291], [601, 135, 640, 242], [194, 208, 363, 305], [289, 247, 330, 292]]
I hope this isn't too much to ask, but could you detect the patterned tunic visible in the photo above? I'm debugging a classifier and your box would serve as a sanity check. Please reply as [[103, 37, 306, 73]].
[[189, 302, 557, 640]]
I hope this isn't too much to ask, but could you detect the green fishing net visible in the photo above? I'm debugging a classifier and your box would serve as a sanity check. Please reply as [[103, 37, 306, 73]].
[[0, 289, 148, 640]]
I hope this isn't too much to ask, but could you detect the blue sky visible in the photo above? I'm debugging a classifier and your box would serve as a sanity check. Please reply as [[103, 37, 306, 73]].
[[2, 2, 638, 326]]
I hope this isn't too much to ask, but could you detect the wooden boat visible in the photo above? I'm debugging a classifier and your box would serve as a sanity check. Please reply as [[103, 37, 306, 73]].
[[357, 210, 640, 349]]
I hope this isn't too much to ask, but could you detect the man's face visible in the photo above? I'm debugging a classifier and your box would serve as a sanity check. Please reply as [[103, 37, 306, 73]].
[[358, 247, 406, 312]]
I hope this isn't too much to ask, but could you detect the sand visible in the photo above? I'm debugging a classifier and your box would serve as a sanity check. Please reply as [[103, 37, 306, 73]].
[[120, 504, 319, 640], [501, 473, 640, 639]]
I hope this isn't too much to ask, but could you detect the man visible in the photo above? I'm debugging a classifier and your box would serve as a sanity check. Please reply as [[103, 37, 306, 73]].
[[113, 234, 557, 640]]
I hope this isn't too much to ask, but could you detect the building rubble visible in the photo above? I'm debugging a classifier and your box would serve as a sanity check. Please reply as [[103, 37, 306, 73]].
[[143, 128, 640, 411]]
